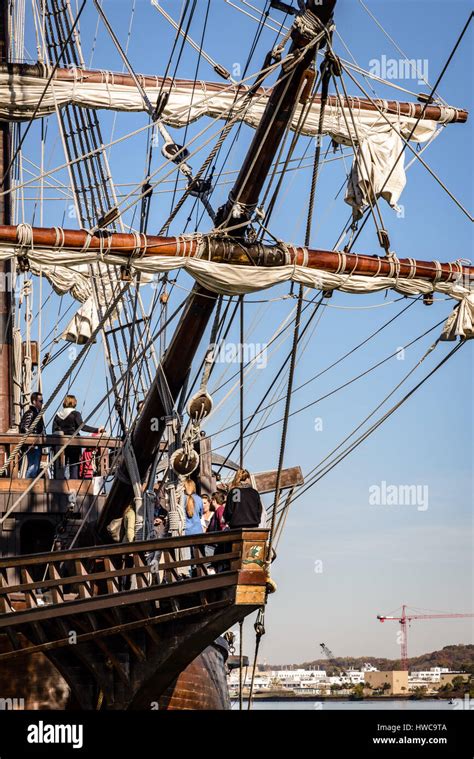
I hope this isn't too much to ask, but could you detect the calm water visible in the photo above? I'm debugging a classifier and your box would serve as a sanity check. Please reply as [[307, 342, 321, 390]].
[[233, 699, 455, 710]]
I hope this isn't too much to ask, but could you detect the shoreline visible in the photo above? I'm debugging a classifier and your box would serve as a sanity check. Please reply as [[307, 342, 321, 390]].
[[233, 693, 457, 702]]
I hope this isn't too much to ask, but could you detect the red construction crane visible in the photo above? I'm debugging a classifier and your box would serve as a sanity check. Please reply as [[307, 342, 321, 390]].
[[377, 605, 474, 671]]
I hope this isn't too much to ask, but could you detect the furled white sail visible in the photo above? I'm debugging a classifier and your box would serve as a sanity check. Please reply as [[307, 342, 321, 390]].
[[0, 239, 471, 342], [0, 69, 455, 217]]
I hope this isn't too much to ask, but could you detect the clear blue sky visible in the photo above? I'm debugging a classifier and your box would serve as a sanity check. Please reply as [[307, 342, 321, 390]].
[[19, 0, 473, 663]]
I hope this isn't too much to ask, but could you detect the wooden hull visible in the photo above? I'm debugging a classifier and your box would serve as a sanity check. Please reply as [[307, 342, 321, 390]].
[[0, 633, 230, 710]]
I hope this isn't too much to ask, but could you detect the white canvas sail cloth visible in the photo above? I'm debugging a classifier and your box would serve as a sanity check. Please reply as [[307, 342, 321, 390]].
[[19, 245, 122, 343], [0, 70, 460, 217], [0, 235, 472, 342]]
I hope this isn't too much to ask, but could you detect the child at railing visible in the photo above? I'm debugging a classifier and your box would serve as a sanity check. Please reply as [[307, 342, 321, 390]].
[[78, 431, 101, 479]]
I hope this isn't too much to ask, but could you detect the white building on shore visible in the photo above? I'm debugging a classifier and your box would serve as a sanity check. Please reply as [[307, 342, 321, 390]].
[[228, 663, 467, 697], [228, 663, 381, 692]]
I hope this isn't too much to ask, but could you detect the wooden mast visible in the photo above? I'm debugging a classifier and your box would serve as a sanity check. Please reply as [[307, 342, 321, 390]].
[[0, 1, 13, 436], [97, 0, 337, 531]]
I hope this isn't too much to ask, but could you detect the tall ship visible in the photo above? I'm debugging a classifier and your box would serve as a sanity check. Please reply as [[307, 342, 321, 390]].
[[0, 0, 471, 710]]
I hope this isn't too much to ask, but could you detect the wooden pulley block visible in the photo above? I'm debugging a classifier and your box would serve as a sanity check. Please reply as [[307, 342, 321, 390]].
[[170, 448, 199, 476], [187, 391, 213, 421]]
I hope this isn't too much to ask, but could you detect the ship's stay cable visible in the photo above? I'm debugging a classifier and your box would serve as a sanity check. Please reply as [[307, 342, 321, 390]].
[[0, 293, 189, 519], [241, 302, 327, 465], [0, 53, 295, 205], [337, 15, 474, 243], [151, 0, 226, 82], [105, 0, 137, 160], [41, 0, 155, 426], [357, 0, 448, 103], [239, 295, 245, 466], [211, 293, 320, 396], [247, 607, 266, 710], [213, 312, 449, 452], [201, 290, 421, 442], [208, 291, 319, 421], [161, 33, 323, 234], [216, 294, 324, 474], [191, 1, 285, 233], [223, 296, 419, 432], [168, 0, 208, 216], [257, 67, 323, 241], [226, 0, 450, 99], [182, 297, 240, 409], [265, 49, 335, 569], [297, 339, 445, 490], [333, 27, 377, 98], [339, 59, 474, 226], [0, 273, 186, 477], [1, 0, 87, 187], [284, 339, 465, 509], [290, 341, 463, 505], [331, 70, 388, 247]]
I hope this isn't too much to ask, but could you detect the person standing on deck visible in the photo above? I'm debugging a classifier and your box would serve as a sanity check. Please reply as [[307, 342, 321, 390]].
[[200, 493, 215, 571], [19, 391, 45, 478], [52, 395, 104, 479], [183, 479, 203, 536], [223, 468, 263, 529], [208, 491, 227, 532], [182, 479, 203, 577], [201, 494, 214, 531], [121, 504, 136, 590]]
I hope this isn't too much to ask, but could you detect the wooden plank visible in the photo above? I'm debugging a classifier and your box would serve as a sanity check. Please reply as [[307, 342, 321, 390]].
[[0, 528, 268, 569], [0, 571, 242, 628], [0, 569, 13, 613], [102, 557, 120, 595], [20, 568, 38, 608], [198, 435, 215, 496], [48, 565, 65, 605], [235, 585, 266, 605], [0, 600, 230, 661], [100, 608, 147, 662], [0, 433, 122, 448], [132, 553, 150, 590], [253, 466, 304, 494], [0, 479, 109, 495], [73, 560, 92, 599], [237, 569, 268, 585], [0, 550, 241, 596], [72, 614, 130, 686]]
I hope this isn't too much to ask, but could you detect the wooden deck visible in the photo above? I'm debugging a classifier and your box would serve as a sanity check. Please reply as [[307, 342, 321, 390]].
[[0, 529, 270, 709]]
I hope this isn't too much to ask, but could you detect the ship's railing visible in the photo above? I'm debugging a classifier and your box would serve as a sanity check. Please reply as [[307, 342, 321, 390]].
[[0, 432, 122, 480], [0, 529, 269, 620]]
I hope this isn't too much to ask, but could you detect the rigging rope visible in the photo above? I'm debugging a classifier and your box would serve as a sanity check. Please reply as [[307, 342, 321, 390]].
[[334, 15, 474, 244], [287, 340, 465, 507], [247, 607, 265, 710], [1, 0, 87, 188], [239, 619, 244, 710], [265, 39, 334, 569], [212, 312, 450, 452], [0, 294, 189, 519]]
